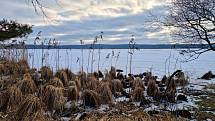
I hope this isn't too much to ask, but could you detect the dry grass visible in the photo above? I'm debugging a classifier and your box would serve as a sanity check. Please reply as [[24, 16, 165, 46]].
[[48, 77, 64, 88], [17, 73, 37, 95], [109, 66, 116, 80], [41, 85, 66, 112], [6, 85, 23, 111], [86, 76, 99, 91], [40, 66, 53, 82], [78, 71, 87, 89], [67, 85, 78, 102], [15, 94, 47, 121], [97, 82, 112, 104], [175, 71, 188, 86], [165, 78, 176, 102], [132, 87, 145, 102], [55, 70, 69, 87], [0, 59, 29, 77], [111, 79, 123, 96], [143, 71, 152, 82], [147, 78, 160, 97], [73, 109, 186, 121], [82, 89, 100, 108], [17, 59, 29, 75], [64, 68, 76, 81], [132, 77, 145, 90], [0, 90, 9, 112]]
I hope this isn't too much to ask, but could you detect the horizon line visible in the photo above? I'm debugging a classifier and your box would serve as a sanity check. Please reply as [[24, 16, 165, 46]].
[[0, 43, 210, 49]]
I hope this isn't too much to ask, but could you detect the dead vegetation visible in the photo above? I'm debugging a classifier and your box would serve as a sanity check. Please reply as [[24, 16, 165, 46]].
[[55, 69, 69, 87], [15, 94, 47, 121], [40, 66, 53, 82], [41, 85, 66, 112], [132, 87, 145, 102], [97, 82, 112, 104], [17, 73, 37, 95], [82, 89, 100, 108], [0, 59, 203, 121], [147, 78, 160, 97], [111, 79, 123, 96]]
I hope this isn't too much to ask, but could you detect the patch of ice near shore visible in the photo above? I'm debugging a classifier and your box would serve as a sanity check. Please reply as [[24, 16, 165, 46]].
[[115, 96, 129, 102]]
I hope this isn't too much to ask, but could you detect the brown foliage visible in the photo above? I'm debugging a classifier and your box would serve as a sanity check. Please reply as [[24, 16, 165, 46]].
[[97, 82, 112, 104], [41, 85, 66, 112], [132, 77, 145, 90], [68, 85, 78, 102], [175, 71, 188, 86], [55, 70, 69, 87], [17, 59, 29, 75], [86, 76, 99, 91], [77, 71, 87, 89], [7, 86, 23, 111], [147, 78, 160, 97], [132, 87, 145, 102], [111, 79, 123, 96], [109, 66, 116, 80], [48, 77, 64, 88], [40, 66, 53, 82], [64, 68, 76, 81], [18, 73, 37, 95], [15, 94, 46, 121], [165, 78, 176, 102], [82, 89, 100, 108]]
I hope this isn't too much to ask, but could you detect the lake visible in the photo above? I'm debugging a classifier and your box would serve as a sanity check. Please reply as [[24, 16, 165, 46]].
[[26, 48, 215, 79]]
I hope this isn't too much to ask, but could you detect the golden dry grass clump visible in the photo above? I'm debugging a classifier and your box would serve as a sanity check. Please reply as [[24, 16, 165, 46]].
[[40, 66, 53, 82], [109, 66, 116, 80], [18, 73, 37, 95], [175, 71, 188, 86], [0, 63, 5, 76], [132, 77, 145, 90], [86, 76, 99, 91], [16, 59, 30, 75], [132, 87, 145, 102], [41, 85, 66, 112], [147, 78, 160, 97], [6, 85, 23, 111], [165, 78, 176, 102], [111, 79, 123, 96], [0, 91, 8, 112], [82, 89, 100, 108], [55, 70, 69, 87], [77, 71, 87, 89], [48, 77, 64, 88], [97, 82, 112, 104], [143, 71, 152, 82], [15, 94, 47, 121], [67, 85, 78, 102], [74, 77, 82, 93], [0, 59, 29, 77], [64, 68, 76, 81]]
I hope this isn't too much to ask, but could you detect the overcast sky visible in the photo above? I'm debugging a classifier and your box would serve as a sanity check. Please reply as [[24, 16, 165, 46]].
[[0, 0, 172, 44]]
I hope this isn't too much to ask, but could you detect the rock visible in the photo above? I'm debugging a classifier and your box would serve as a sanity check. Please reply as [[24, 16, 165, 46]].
[[159, 87, 165, 92], [177, 94, 187, 102], [175, 110, 191, 119], [116, 69, 123, 72], [158, 83, 165, 88], [148, 110, 159, 116], [201, 71, 215, 80]]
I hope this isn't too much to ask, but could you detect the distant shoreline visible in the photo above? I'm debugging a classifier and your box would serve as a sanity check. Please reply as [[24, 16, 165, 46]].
[[0, 44, 211, 49]]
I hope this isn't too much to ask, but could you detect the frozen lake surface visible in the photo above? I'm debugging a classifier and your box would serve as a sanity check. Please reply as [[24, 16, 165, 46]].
[[27, 49, 215, 79]]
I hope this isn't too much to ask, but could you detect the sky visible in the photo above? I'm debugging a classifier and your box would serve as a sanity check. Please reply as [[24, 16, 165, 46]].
[[0, 0, 171, 45]]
